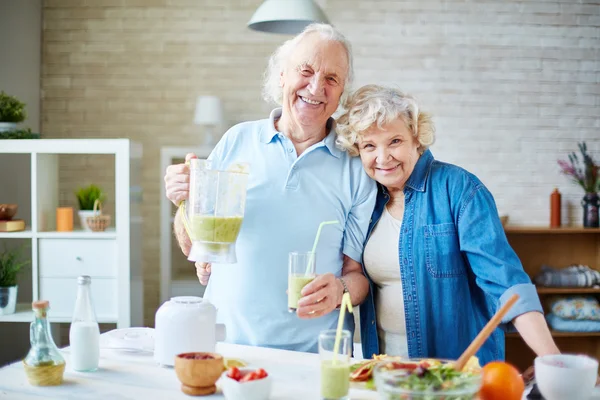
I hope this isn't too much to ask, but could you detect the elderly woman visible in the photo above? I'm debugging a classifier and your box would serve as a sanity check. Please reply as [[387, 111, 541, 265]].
[[163, 24, 376, 353], [336, 84, 560, 365]]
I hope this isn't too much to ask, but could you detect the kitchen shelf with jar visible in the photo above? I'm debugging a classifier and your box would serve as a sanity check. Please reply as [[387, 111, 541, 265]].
[[0, 139, 143, 328], [503, 224, 600, 372]]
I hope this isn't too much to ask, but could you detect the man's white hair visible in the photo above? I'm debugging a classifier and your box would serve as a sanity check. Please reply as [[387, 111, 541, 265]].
[[262, 23, 354, 105]]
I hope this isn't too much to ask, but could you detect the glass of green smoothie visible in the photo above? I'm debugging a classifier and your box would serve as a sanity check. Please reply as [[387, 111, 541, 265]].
[[287, 251, 316, 312], [319, 329, 351, 400]]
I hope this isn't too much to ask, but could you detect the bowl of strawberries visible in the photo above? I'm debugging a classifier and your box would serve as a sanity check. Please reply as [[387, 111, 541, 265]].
[[220, 366, 272, 400]]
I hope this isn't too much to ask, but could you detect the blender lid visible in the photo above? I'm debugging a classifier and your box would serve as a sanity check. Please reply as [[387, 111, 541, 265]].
[[171, 296, 215, 310], [171, 296, 203, 304]]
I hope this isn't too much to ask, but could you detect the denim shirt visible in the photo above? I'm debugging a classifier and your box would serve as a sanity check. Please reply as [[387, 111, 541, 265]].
[[359, 149, 542, 365]]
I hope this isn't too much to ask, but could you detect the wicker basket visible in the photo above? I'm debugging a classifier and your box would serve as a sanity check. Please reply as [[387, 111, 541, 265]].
[[86, 199, 111, 232]]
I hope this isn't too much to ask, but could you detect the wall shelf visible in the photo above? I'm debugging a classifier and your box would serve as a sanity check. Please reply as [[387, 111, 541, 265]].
[[506, 331, 600, 338], [0, 303, 35, 323], [536, 287, 600, 295], [505, 226, 600, 234], [0, 139, 142, 329], [0, 229, 34, 239], [505, 226, 600, 371], [0, 303, 117, 324], [36, 229, 117, 239]]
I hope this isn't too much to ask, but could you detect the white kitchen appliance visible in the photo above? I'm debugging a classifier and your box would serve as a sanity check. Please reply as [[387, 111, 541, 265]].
[[154, 296, 226, 367], [180, 159, 249, 263]]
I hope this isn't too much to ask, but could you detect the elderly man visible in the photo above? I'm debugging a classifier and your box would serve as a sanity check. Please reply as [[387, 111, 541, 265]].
[[164, 23, 376, 352]]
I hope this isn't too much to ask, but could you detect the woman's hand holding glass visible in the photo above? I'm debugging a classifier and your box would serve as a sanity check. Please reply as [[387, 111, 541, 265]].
[[296, 273, 344, 319]]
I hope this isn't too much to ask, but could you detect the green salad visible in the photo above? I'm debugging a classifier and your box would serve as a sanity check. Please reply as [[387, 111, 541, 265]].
[[387, 363, 477, 391], [370, 360, 481, 400]]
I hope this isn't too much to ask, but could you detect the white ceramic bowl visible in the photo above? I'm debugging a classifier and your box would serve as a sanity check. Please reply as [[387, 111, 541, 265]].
[[220, 367, 272, 400], [535, 354, 598, 400]]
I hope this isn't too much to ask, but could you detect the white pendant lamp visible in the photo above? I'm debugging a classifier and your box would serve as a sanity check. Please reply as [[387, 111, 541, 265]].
[[247, 0, 330, 35]]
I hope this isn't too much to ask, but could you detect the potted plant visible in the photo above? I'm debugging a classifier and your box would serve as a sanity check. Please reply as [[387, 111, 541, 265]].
[[558, 142, 600, 228], [75, 184, 106, 231], [0, 244, 29, 315], [0, 91, 27, 133], [0, 127, 41, 140]]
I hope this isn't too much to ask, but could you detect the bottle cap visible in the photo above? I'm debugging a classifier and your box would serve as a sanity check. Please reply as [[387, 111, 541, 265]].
[[32, 300, 49, 309], [78, 275, 91, 285]]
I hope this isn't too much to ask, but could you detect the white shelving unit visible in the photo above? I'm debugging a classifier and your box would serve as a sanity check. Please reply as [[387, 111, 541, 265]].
[[0, 139, 142, 328], [159, 145, 213, 303]]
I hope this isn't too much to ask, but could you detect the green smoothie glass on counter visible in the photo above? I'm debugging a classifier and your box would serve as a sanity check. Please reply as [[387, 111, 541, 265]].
[[319, 329, 351, 400], [288, 251, 316, 312]]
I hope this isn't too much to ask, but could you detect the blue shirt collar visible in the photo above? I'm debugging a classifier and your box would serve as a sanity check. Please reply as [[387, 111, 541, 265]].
[[259, 108, 282, 144], [405, 149, 434, 192], [260, 108, 342, 158]]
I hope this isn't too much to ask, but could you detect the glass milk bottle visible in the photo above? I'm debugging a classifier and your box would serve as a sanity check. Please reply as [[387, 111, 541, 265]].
[[69, 275, 100, 371]]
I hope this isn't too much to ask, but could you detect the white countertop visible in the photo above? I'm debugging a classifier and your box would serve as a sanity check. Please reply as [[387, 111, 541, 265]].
[[0, 340, 378, 400], [3, 337, 594, 400]]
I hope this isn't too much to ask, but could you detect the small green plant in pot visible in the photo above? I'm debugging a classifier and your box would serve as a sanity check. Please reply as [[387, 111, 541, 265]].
[[0, 91, 27, 133], [75, 184, 106, 231], [0, 244, 30, 315]]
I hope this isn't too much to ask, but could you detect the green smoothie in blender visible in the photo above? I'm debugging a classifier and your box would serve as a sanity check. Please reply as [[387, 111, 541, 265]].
[[191, 215, 243, 243]]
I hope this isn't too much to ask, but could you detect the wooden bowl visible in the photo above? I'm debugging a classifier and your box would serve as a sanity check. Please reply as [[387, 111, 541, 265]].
[[174, 352, 224, 396], [0, 204, 17, 220]]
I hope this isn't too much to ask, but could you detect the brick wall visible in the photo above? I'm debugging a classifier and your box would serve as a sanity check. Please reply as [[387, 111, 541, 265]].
[[41, 0, 600, 325]]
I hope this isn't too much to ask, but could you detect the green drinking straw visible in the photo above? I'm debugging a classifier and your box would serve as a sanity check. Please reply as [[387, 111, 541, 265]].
[[305, 220, 339, 275], [333, 293, 353, 362]]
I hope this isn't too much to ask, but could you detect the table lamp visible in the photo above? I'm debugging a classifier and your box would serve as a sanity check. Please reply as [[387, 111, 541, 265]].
[[194, 96, 224, 146]]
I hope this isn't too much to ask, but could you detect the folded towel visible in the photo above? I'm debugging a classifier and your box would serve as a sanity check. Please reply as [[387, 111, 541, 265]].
[[550, 296, 600, 321], [535, 264, 600, 288], [546, 313, 600, 332]]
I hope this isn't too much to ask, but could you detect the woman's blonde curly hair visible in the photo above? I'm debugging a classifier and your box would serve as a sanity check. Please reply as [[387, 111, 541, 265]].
[[336, 85, 436, 156]]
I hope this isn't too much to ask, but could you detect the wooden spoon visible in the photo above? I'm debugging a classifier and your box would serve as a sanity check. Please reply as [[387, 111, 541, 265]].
[[454, 294, 520, 371]]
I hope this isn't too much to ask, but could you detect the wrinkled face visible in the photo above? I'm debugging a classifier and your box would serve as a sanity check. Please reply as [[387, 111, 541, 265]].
[[280, 33, 348, 129], [358, 118, 421, 190]]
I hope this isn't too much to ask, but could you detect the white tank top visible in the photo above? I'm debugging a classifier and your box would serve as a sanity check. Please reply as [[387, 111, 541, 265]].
[[363, 206, 409, 357]]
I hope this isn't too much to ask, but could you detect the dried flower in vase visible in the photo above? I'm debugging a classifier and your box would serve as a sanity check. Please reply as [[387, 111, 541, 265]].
[[557, 142, 600, 194]]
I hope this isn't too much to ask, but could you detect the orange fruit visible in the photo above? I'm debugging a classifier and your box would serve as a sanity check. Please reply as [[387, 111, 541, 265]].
[[479, 361, 525, 400]]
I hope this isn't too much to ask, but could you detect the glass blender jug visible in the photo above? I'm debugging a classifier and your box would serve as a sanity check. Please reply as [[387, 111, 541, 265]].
[[181, 159, 249, 263]]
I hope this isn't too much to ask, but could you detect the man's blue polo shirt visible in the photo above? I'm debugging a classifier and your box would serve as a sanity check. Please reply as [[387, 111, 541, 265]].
[[204, 108, 376, 353]]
